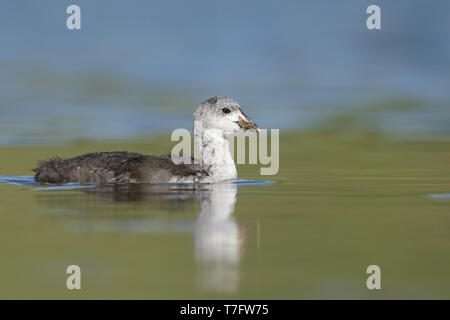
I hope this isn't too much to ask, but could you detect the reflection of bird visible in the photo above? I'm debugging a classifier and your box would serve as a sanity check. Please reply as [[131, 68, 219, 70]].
[[33, 97, 259, 184], [194, 183, 243, 293], [53, 182, 244, 294]]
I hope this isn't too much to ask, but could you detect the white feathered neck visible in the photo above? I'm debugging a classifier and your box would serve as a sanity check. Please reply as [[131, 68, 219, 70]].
[[194, 126, 237, 183]]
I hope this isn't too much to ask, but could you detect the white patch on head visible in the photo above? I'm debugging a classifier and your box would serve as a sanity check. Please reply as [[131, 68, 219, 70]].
[[191, 96, 258, 183], [194, 96, 243, 133]]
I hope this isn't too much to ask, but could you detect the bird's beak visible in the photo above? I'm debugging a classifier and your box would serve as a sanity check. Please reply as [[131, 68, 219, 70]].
[[235, 112, 260, 133]]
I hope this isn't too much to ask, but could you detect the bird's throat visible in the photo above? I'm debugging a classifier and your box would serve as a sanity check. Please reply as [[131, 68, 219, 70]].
[[194, 127, 237, 182]]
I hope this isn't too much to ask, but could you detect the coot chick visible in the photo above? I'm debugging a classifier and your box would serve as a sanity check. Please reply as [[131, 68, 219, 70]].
[[33, 96, 259, 184]]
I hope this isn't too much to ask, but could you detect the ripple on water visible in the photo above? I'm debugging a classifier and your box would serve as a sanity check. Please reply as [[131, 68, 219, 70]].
[[0, 175, 38, 186], [0, 175, 277, 190], [235, 179, 277, 186], [427, 193, 450, 200]]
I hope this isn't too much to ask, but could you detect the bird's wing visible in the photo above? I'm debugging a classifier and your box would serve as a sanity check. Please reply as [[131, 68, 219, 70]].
[[34, 151, 208, 184], [122, 154, 209, 183]]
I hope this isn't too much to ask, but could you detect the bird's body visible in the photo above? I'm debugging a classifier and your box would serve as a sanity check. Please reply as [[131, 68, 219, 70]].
[[33, 96, 259, 184], [33, 152, 208, 184]]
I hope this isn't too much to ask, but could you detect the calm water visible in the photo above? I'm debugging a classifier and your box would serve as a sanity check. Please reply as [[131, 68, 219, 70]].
[[1, 156, 449, 299]]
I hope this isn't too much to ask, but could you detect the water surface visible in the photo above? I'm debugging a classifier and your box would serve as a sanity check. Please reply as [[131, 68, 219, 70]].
[[0, 132, 449, 299]]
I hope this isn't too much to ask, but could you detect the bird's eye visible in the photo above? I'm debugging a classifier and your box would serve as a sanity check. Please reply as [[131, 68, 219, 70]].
[[222, 108, 231, 114]]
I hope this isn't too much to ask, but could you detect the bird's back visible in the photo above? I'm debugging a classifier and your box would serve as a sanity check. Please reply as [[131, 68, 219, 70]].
[[33, 151, 208, 184]]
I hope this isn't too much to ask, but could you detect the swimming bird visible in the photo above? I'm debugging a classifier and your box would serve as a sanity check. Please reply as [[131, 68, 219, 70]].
[[33, 96, 259, 184]]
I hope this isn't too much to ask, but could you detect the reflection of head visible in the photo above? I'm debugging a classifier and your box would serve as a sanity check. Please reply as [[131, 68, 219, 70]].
[[194, 183, 242, 293]]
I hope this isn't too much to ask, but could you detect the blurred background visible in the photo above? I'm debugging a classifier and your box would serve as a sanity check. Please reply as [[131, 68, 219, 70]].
[[0, 1, 449, 299], [0, 0, 449, 144]]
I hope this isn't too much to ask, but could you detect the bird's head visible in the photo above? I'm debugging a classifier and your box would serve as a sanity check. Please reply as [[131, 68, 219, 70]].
[[194, 96, 260, 133]]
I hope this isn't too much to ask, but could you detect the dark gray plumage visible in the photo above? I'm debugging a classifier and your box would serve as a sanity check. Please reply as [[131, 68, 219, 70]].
[[33, 151, 207, 184]]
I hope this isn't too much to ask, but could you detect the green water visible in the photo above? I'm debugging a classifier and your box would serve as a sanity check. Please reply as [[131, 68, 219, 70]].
[[0, 131, 449, 299]]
